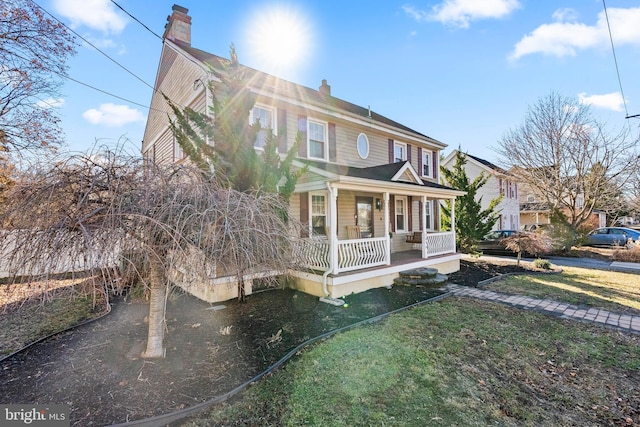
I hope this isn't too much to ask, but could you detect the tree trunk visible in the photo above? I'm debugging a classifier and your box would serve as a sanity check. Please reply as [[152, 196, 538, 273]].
[[141, 256, 167, 358]]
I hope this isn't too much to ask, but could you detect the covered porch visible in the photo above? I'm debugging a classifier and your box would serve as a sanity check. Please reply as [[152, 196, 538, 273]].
[[290, 162, 464, 299]]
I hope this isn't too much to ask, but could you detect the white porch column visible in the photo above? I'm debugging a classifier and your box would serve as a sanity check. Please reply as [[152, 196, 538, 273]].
[[450, 197, 456, 253], [421, 195, 427, 259], [329, 185, 339, 274], [384, 192, 390, 265]]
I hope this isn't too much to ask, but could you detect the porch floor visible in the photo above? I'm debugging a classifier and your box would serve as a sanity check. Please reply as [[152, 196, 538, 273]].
[[329, 250, 456, 278]]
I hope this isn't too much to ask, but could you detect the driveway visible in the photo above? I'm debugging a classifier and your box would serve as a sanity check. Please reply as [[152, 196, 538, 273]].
[[465, 253, 640, 273]]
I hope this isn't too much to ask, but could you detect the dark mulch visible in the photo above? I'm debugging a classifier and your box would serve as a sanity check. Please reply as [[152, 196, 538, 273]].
[[0, 259, 533, 426]]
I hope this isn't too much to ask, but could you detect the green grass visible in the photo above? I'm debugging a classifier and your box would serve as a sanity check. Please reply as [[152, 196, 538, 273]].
[[183, 297, 640, 426], [485, 267, 640, 316]]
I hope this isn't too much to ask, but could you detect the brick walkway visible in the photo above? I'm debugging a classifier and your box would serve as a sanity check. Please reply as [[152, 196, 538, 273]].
[[445, 284, 640, 334]]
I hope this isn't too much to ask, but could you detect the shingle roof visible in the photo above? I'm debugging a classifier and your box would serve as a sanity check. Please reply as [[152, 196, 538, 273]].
[[466, 153, 508, 174], [173, 41, 438, 143], [300, 159, 456, 191]]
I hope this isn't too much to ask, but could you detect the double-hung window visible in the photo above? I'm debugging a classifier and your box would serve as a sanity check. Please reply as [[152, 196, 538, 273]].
[[251, 105, 275, 150], [422, 151, 431, 178], [311, 193, 327, 236], [395, 196, 407, 232], [308, 120, 327, 160], [394, 142, 407, 163], [424, 200, 433, 230]]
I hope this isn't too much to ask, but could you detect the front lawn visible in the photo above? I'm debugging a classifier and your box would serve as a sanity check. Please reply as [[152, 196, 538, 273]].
[[484, 267, 640, 316], [183, 296, 640, 426]]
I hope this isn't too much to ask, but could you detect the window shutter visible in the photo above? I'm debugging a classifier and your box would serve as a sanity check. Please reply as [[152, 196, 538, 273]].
[[299, 192, 309, 237], [408, 197, 413, 231], [432, 151, 437, 180], [277, 108, 287, 154], [389, 195, 395, 232], [407, 144, 412, 163], [328, 123, 337, 162], [418, 147, 423, 176], [418, 201, 423, 230], [388, 139, 394, 163], [433, 202, 439, 231], [298, 115, 307, 157]]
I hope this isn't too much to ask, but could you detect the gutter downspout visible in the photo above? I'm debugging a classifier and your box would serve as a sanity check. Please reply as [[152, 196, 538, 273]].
[[319, 182, 344, 306]]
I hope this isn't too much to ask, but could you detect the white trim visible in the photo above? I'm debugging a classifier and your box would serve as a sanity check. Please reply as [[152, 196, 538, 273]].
[[395, 196, 408, 233], [391, 162, 423, 185], [248, 87, 446, 150], [356, 132, 369, 159], [309, 191, 328, 236], [421, 150, 431, 178], [307, 118, 328, 161], [393, 141, 407, 162]]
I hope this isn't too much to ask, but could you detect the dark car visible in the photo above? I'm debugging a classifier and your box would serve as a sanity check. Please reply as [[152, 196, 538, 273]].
[[584, 227, 640, 248], [476, 230, 520, 254]]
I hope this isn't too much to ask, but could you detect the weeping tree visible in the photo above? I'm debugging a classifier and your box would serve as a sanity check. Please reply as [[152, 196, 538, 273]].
[[0, 147, 299, 358], [440, 150, 503, 252]]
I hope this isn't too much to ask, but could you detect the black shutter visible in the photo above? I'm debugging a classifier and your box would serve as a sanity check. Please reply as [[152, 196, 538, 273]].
[[277, 108, 287, 154], [328, 123, 337, 162], [298, 115, 307, 158]]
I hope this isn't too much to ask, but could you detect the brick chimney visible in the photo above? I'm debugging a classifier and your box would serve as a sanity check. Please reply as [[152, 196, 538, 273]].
[[319, 79, 331, 96], [163, 4, 191, 45]]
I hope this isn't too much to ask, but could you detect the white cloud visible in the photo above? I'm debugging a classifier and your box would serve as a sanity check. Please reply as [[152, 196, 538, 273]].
[[52, 0, 127, 34], [37, 98, 65, 109], [404, 0, 521, 28], [83, 104, 145, 127], [510, 7, 640, 61], [578, 92, 625, 112]]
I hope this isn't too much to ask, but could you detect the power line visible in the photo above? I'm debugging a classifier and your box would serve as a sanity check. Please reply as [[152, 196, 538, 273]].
[[602, 0, 636, 120], [110, 0, 163, 41]]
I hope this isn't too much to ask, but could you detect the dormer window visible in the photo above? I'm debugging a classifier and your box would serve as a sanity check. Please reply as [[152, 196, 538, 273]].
[[250, 104, 276, 149], [394, 142, 407, 163], [308, 119, 327, 160]]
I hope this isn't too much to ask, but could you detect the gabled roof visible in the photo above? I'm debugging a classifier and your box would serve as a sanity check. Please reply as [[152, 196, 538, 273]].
[[298, 159, 458, 191], [465, 153, 507, 174], [169, 40, 442, 147]]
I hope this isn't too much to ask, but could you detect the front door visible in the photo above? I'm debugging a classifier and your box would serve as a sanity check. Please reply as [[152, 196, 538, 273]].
[[356, 197, 373, 238]]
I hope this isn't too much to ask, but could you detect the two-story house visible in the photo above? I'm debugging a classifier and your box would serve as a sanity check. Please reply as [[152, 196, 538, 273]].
[[441, 150, 520, 231], [142, 5, 464, 303]]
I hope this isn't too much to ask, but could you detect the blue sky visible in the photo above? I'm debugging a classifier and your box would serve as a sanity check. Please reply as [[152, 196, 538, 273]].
[[41, 0, 640, 163]]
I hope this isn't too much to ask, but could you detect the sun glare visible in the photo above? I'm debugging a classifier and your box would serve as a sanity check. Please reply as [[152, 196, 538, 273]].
[[244, 6, 313, 78]]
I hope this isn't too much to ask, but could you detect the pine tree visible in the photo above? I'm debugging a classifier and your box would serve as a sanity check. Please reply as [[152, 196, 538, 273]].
[[166, 45, 303, 203], [440, 150, 502, 252]]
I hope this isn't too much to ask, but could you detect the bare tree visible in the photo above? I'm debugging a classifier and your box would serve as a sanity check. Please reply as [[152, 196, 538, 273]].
[[0, 147, 298, 358], [0, 0, 77, 154], [503, 232, 553, 266], [496, 92, 639, 250]]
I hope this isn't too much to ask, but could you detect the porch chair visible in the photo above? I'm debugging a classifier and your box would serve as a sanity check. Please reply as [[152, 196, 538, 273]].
[[347, 225, 361, 239]]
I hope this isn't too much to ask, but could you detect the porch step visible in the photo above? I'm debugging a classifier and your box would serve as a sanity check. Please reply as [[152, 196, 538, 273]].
[[393, 267, 448, 287]]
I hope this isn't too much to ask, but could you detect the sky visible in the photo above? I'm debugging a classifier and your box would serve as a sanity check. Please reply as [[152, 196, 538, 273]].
[[38, 0, 640, 164]]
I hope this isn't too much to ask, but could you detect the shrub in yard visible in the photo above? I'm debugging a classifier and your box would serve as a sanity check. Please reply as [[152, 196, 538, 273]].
[[532, 258, 552, 270], [503, 232, 553, 266], [612, 245, 640, 263]]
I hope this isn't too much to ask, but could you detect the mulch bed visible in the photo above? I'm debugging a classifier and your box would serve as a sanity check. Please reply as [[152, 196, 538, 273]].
[[0, 259, 533, 426]]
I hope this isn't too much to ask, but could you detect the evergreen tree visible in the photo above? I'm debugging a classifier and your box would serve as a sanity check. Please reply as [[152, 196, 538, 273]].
[[166, 45, 303, 203], [440, 150, 502, 252]]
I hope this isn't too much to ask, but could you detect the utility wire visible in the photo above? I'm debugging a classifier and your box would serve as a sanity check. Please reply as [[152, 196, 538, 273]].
[[110, 0, 163, 41], [602, 0, 636, 119]]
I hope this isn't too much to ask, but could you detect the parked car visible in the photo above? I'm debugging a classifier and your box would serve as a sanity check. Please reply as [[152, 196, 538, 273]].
[[584, 227, 640, 248], [476, 230, 520, 254]]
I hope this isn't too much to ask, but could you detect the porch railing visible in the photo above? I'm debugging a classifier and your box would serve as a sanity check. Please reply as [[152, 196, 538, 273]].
[[293, 237, 330, 271], [422, 231, 456, 257], [336, 237, 387, 274]]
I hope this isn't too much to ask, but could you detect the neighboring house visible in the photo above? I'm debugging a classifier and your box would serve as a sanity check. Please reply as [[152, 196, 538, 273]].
[[441, 150, 520, 231], [519, 182, 606, 231], [142, 5, 464, 303]]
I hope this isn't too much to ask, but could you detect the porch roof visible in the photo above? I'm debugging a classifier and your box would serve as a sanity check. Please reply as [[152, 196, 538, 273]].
[[295, 159, 465, 197]]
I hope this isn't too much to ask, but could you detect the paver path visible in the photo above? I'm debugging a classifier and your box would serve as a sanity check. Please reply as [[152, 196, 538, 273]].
[[446, 284, 640, 334]]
